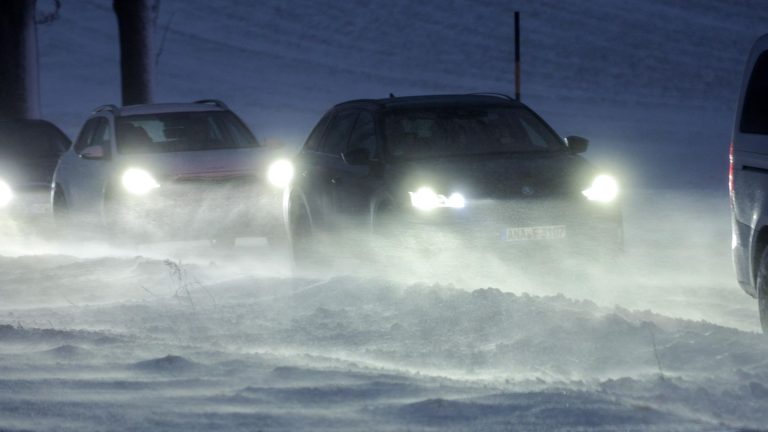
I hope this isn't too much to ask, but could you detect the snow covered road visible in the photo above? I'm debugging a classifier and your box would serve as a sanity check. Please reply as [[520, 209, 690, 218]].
[[0, 190, 766, 431]]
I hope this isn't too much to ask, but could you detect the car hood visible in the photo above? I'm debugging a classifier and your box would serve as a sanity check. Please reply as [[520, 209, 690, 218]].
[[0, 157, 59, 189], [385, 152, 596, 200], [118, 147, 284, 182]]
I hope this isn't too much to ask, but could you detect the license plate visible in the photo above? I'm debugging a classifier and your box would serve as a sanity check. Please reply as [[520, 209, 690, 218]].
[[503, 225, 566, 241]]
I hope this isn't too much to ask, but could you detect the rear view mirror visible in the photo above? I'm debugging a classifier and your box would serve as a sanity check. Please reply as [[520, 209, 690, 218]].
[[566, 136, 589, 154], [341, 148, 371, 165], [79, 145, 105, 160]]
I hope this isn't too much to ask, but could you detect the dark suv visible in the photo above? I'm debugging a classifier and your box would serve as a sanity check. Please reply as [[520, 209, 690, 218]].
[[731, 34, 768, 332], [285, 94, 623, 265], [0, 119, 70, 220]]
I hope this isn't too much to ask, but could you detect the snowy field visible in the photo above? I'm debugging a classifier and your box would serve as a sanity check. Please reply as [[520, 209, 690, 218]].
[[3, 0, 768, 430]]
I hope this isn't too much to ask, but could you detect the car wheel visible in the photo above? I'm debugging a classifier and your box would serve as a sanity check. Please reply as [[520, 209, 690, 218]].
[[103, 189, 134, 244], [756, 248, 768, 333], [289, 202, 321, 269], [369, 203, 402, 263]]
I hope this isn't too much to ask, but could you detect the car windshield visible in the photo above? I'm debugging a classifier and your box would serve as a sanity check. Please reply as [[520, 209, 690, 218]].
[[384, 106, 566, 159], [116, 111, 258, 154], [0, 122, 69, 160]]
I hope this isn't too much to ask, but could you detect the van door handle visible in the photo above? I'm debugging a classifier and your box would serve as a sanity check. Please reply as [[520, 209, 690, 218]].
[[330, 177, 341, 184]]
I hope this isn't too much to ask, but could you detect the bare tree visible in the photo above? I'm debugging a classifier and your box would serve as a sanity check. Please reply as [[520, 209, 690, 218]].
[[114, 0, 155, 106], [0, 0, 41, 119]]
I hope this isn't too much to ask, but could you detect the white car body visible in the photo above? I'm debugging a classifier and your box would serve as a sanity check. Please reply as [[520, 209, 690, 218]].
[[52, 101, 285, 241]]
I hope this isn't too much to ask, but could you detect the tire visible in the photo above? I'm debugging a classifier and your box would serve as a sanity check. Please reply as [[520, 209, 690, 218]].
[[103, 190, 134, 244], [756, 248, 768, 333], [289, 201, 321, 270], [51, 187, 75, 240], [52, 187, 70, 228]]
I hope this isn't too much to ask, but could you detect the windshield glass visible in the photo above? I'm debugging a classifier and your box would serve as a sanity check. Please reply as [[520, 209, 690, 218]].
[[384, 106, 566, 159], [0, 122, 69, 160], [116, 111, 258, 154]]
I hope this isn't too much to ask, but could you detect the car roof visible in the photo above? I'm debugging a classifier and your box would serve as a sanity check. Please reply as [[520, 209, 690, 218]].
[[333, 93, 525, 110], [0, 118, 63, 129], [92, 100, 229, 117]]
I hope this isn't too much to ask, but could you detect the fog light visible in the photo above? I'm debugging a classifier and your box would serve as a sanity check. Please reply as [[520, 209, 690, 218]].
[[267, 159, 294, 188], [582, 174, 619, 203], [0, 179, 13, 208], [122, 168, 159, 195]]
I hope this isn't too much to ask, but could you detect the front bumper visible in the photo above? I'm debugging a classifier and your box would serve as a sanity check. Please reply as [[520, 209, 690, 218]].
[[108, 177, 284, 239], [385, 198, 623, 254]]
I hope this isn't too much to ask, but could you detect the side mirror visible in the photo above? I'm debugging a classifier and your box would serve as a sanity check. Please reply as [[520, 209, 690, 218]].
[[341, 148, 371, 165], [566, 136, 589, 154], [79, 145, 105, 160]]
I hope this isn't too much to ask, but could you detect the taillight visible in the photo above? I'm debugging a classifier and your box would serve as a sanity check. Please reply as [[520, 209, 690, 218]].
[[729, 141, 734, 194]]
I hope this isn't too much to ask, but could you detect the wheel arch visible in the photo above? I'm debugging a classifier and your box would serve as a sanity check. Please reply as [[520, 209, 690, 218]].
[[752, 225, 768, 288], [52, 182, 68, 207], [284, 186, 314, 234], [370, 191, 397, 229]]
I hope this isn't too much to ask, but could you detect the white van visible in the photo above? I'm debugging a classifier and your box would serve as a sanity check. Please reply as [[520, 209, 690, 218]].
[[730, 34, 768, 332]]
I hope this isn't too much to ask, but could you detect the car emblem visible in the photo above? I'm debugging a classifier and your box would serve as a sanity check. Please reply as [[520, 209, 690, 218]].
[[521, 185, 535, 196]]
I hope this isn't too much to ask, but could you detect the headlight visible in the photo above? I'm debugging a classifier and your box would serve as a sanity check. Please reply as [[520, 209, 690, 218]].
[[409, 186, 466, 211], [267, 159, 294, 188], [0, 179, 13, 208], [582, 174, 619, 203], [121, 168, 159, 195]]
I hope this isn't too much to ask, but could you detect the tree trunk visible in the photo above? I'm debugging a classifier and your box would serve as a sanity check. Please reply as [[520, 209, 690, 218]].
[[0, 0, 41, 120], [114, 0, 154, 106]]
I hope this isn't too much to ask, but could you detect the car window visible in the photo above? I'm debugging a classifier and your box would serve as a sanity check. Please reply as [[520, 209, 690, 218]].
[[91, 118, 112, 151], [347, 111, 378, 159], [115, 111, 258, 154], [304, 112, 331, 152], [741, 50, 768, 134], [320, 111, 358, 156], [73, 118, 100, 154], [384, 106, 566, 159]]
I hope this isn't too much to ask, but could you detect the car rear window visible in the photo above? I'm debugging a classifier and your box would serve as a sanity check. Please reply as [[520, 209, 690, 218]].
[[383, 106, 566, 159], [741, 51, 768, 134], [116, 111, 258, 154]]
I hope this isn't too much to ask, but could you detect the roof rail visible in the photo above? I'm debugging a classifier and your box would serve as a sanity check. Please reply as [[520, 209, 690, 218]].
[[93, 104, 119, 114], [193, 99, 229, 110], [467, 93, 518, 102], [334, 98, 381, 107]]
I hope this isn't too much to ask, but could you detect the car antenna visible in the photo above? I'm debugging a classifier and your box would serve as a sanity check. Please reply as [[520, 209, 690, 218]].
[[389, 93, 395, 98]]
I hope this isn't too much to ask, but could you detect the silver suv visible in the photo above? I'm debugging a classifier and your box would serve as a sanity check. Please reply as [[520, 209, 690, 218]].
[[52, 100, 288, 245], [731, 34, 768, 332]]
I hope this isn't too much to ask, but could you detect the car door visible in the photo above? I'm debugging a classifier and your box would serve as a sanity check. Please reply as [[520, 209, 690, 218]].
[[66, 117, 114, 217], [302, 110, 358, 229]]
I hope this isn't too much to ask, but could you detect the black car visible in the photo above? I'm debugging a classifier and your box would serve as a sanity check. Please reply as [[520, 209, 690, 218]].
[[0, 119, 71, 220], [284, 94, 622, 265]]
